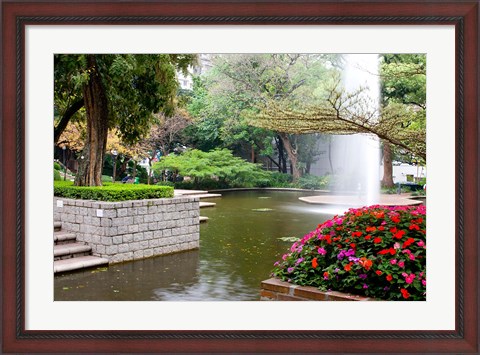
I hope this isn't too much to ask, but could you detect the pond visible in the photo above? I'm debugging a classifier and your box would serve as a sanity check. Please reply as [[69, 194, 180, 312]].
[[54, 190, 337, 301]]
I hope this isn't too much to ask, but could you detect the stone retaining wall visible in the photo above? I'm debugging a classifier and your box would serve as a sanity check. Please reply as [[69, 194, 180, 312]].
[[260, 278, 373, 301], [54, 196, 200, 263]]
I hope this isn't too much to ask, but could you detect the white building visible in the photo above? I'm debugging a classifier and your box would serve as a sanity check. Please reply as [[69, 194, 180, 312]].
[[177, 54, 213, 90]]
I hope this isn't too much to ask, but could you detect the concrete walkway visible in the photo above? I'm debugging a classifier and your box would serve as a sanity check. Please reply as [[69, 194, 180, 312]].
[[299, 193, 423, 207]]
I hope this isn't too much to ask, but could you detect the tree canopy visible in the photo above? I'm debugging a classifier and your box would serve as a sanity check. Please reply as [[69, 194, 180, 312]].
[[54, 54, 197, 185]]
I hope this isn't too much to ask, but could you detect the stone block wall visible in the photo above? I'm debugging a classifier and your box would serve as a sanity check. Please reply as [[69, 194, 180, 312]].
[[260, 278, 373, 301], [54, 196, 200, 263]]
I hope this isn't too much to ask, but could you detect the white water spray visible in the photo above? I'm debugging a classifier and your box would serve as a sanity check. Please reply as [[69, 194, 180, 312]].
[[331, 54, 381, 205]]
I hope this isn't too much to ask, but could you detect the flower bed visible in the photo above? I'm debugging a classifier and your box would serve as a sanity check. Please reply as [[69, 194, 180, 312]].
[[272, 205, 426, 301]]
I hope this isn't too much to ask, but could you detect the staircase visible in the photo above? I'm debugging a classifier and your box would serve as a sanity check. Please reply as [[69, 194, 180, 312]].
[[54, 221, 109, 273], [174, 189, 221, 223]]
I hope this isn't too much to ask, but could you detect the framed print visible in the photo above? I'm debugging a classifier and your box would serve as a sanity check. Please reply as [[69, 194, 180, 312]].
[[1, 0, 478, 353]]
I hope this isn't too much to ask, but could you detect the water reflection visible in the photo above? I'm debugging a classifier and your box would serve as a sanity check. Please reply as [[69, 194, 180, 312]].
[[55, 190, 333, 301]]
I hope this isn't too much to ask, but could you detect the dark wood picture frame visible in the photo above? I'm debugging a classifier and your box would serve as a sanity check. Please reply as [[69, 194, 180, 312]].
[[1, 1, 478, 353]]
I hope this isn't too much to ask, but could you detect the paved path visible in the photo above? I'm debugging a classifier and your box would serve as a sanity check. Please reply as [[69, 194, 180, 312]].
[[299, 193, 423, 207]]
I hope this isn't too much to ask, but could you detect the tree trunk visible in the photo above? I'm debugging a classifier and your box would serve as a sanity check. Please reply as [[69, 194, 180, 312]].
[[251, 144, 255, 163], [305, 160, 311, 175], [276, 135, 287, 173], [328, 136, 334, 174], [54, 98, 84, 144], [75, 55, 109, 186], [278, 132, 301, 181], [381, 142, 395, 188]]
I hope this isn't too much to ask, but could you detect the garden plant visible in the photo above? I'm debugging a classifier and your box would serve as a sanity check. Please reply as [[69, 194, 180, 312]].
[[272, 205, 426, 301], [54, 181, 174, 201]]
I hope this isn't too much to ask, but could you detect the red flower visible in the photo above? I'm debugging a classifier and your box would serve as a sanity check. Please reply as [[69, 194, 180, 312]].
[[375, 270, 383, 276], [366, 226, 377, 232], [351, 231, 362, 237], [378, 226, 385, 231], [359, 257, 373, 270], [390, 227, 398, 233], [386, 274, 393, 282], [409, 224, 420, 231], [378, 248, 396, 256], [391, 216, 401, 223], [364, 234, 372, 240], [393, 230, 406, 239], [323, 271, 329, 279], [344, 262, 352, 272], [373, 237, 382, 244], [312, 258, 318, 269], [372, 211, 385, 219], [402, 238, 415, 249], [401, 288, 410, 299], [350, 243, 356, 249]]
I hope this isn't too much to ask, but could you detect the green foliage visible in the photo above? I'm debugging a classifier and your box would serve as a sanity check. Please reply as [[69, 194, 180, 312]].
[[54, 181, 174, 201], [272, 205, 427, 300], [54, 169, 62, 181], [54, 162, 61, 171], [126, 161, 149, 184], [294, 174, 330, 190], [257, 172, 293, 188], [153, 148, 269, 187], [55, 54, 197, 146], [185, 55, 334, 167], [101, 175, 113, 182]]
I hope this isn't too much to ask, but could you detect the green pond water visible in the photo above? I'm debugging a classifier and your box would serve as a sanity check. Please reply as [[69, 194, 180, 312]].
[[54, 190, 339, 301]]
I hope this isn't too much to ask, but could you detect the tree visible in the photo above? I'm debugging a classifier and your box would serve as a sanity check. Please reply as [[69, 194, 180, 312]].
[[250, 71, 426, 161], [136, 108, 192, 184], [380, 54, 426, 187], [152, 148, 269, 187], [54, 54, 197, 186], [186, 54, 337, 180]]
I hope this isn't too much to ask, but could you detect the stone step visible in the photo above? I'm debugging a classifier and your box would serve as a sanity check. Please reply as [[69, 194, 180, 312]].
[[54, 255, 109, 274], [174, 189, 208, 196], [54, 221, 62, 231], [199, 201, 216, 208], [199, 216, 209, 223], [197, 193, 222, 199], [54, 231, 77, 245], [54, 242, 92, 259]]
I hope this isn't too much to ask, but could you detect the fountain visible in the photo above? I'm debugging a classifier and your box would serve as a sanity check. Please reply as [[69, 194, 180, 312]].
[[301, 54, 421, 208]]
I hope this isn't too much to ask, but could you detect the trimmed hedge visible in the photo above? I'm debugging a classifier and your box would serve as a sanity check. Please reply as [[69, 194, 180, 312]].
[[54, 181, 174, 201]]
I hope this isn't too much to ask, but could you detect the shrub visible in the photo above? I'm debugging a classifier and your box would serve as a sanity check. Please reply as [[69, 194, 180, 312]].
[[294, 174, 330, 190], [272, 205, 426, 301], [258, 172, 293, 188], [54, 169, 62, 181], [54, 162, 61, 171], [152, 148, 269, 188], [54, 181, 174, 201], [102, 175, 113, 182]]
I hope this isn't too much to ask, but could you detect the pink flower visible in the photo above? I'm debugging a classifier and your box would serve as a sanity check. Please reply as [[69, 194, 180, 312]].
[[390, 259, 397, 265], [398, 260, 405, 268], [318, 247, 327, 256], [422, 279, 426, 286], [409, 254, 416, 261], [404, 273, 416, 284], [394, 242, 401, 250], [417, 240, 425, 247]]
